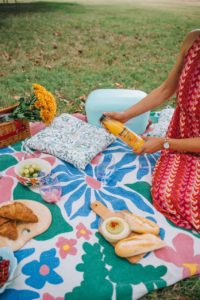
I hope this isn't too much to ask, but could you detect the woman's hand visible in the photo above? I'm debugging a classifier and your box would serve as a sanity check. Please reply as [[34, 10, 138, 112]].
[[135, 136, 164, 155], [103, 111, 129, 123]]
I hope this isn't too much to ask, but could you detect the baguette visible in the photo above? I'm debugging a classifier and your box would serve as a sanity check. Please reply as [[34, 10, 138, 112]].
[[115, 233, 165, 257], [121, 211, 160, 235]]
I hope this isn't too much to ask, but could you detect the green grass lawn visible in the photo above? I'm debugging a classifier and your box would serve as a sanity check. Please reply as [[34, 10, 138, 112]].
[[0, 1, 199, 113], [0, 1, 200, 299]]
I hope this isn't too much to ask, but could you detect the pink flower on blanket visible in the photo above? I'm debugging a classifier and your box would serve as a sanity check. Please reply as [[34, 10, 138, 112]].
[[76, 223, 92, 240], [56, 237, 77, 259], [0, 176, 14, 203], [155, 233, 200, 278], [43, 293, 63, 300], [91, 153, 102, 165]]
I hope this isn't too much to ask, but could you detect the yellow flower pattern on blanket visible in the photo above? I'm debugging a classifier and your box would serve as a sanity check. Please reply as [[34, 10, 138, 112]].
[[182, 263, 198, 276]]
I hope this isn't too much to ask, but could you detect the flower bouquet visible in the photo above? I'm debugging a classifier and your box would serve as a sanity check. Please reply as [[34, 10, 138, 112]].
[[0, 84, 57, 148], [0, 84, 57, 125]]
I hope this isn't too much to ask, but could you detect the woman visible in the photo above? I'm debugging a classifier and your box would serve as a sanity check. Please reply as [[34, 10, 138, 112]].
[[105, 29, 200, 232]]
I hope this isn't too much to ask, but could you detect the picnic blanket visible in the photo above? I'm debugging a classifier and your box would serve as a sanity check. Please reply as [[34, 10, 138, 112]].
[[0, 115, 200, 300]]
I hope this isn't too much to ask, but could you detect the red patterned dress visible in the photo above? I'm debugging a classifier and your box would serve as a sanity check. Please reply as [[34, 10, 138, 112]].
[[152, 35, 200, 232]]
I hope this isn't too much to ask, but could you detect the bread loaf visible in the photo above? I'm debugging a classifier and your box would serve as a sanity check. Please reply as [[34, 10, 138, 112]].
[[121, 211, 160, 235], [115, 233, 165, 257]]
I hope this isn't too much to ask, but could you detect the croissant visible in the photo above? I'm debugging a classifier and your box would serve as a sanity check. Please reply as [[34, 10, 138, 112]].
[[0, 220, 18, 240], [0, 202, 38, 223], [0, 216, 10, 227]]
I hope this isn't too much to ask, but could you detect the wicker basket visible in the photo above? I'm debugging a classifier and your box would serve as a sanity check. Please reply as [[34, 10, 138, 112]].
[[0, 104, 31, 148]]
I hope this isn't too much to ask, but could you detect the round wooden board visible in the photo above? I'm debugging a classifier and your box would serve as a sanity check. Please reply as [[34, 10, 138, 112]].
[[0, 200, 52, 251]]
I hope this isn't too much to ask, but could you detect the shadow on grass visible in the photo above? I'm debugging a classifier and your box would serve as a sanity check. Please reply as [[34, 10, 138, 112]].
[[0, 1, 85, 14]]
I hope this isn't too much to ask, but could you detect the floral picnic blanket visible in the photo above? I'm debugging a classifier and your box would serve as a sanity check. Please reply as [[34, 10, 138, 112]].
[[0, 118, 200, 300]]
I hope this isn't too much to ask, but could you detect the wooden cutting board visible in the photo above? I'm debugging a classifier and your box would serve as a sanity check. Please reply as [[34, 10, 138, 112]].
[[0, 200, 52, 251], [91, 201, 145, 264]]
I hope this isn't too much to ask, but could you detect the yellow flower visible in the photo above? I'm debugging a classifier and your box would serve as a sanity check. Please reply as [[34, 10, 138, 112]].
[[34, 101, 41, 109], [33, 84, 57, 124], [33, 84, 46, 92]]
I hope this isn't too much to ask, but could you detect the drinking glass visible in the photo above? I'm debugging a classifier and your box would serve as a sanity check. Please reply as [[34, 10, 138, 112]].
[[40, 175, 62, 204]]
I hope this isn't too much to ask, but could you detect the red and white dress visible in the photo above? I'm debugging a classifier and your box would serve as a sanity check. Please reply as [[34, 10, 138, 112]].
[[152, 35, 200, 232]]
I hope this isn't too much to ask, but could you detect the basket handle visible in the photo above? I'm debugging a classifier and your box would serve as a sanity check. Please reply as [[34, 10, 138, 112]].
[[0, 104, 19, 114]]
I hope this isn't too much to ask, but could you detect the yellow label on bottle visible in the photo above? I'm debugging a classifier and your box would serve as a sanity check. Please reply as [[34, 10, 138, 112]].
[[119, 128, 144, 150], [100, 115, 144, 151]]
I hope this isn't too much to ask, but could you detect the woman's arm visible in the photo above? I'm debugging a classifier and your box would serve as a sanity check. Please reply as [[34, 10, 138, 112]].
[[105, 30, 200, 123], [136, 136, 200, 154], [169, 137, 200, 153]]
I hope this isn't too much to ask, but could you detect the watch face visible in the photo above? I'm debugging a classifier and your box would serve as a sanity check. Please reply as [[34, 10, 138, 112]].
[[164, 142, 170, 149]]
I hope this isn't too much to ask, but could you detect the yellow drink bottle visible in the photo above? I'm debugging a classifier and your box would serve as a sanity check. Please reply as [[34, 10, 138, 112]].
[[100, 114, 145, 152]]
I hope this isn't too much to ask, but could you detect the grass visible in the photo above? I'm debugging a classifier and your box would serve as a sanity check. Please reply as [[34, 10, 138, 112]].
[[0, 1, 200, 299], [0, 1, 199, 113], [141, 276, 200, 300]]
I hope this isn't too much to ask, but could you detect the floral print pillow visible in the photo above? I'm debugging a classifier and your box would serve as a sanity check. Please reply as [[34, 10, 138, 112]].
[[26, 114, 115, 170]]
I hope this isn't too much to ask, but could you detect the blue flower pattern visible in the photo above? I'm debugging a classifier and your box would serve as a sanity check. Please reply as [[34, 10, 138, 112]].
[[0, 289, 39, 300], [22, 248, 63, 289], [50, 139, 160, 227], [15, 248, 35, 264]]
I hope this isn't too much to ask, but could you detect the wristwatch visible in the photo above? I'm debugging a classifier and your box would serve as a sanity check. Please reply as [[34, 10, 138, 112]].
[[163, 137, 170, 149]]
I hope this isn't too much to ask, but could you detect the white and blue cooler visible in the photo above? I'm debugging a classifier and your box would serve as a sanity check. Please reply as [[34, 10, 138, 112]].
[[85, 89, 150, 134]]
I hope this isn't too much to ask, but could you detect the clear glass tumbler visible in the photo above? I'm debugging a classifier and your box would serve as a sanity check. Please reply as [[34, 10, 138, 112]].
[[40, 176, 62, 204]]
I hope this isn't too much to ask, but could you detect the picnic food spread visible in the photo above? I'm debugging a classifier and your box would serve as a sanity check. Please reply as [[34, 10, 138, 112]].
[[1, 109, 199, 299], [91, 201, 165, 263], [0, 202, 38, 240], [100, 114, 145, 152]]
